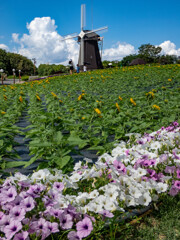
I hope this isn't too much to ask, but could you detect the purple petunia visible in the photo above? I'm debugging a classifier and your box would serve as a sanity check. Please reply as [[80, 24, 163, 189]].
[[13, 231, 29, 240], [0, 215, 11, 232], [67, 231, 82, 240], [44, 221, 59, 237], [53, 182, 64, 192], [113, 160, 126, 173], [4, 220, 22, 240], [165, 166, 176, 174], [27, 184, 45, 198], [159, 154, 168, 163], [177, 169, 180, 179], [174, 180, 180, 189], [9, 206, 26, 221], [3, 187, 17, 203], [59, 213, 73, 230], [99, 210, 114, 218], [76, 217, 93, 238], [169, 186, 179, 196], [21, 196, 35, 212]]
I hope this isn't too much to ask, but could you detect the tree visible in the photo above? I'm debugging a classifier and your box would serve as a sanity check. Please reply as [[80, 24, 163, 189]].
[[138, 44, 162, 63], [7, 53, 34, 76], [120, 54, 139, 66], [158, 55, 177, 65], [38, 64, 67, 76], [0, 49, 11, 73]]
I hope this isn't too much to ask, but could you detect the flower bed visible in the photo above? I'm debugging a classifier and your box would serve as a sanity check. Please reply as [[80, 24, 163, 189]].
[[0, 122, 180, 239]]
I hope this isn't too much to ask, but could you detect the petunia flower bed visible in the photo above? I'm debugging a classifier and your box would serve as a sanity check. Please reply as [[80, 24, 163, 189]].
[[0, 122, 180, 240]]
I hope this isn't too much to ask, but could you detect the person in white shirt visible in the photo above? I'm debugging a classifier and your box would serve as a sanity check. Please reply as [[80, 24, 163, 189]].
[[83, 64, 87, 72]]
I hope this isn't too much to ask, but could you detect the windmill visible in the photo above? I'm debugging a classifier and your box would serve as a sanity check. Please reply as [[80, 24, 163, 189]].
[[63, 4, 108, 70]]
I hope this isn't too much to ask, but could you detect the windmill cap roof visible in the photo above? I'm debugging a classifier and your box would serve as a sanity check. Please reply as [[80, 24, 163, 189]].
[[78, 30, 100, 41]]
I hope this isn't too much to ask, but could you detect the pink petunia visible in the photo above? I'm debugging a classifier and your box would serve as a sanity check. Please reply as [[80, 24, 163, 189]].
[[174, 180, 180, 189]]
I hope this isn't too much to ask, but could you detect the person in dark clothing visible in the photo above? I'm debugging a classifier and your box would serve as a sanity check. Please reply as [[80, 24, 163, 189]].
[[69, 59, 74, 74], [76, 64, 80, 73]]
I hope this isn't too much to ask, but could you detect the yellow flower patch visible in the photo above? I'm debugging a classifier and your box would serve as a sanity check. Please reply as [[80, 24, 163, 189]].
[[115, 102, 120, 112], [130, 98, 136, 106], [152, 105, 160, 110]]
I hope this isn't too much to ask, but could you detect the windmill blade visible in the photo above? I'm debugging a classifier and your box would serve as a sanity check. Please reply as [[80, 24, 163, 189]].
[[59, 34, 79, 41], [62, 32, 78, 38], [85, 26, 108, 35], [81, 4, 86, 30]]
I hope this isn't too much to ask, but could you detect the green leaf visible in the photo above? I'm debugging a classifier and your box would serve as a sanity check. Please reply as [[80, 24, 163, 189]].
[[67, 132, 86, 146], [55, 131, 63, 143], [0, 140, 4, 146], [6, 145, 12, 152], [24, 155, 38, 168], [6, 161, 26, 168], [88, 146, 104, 151], [30, 142, 52, 147], [55, 156, 71, 168]]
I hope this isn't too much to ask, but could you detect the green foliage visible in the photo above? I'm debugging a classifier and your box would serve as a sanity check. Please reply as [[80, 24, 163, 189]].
[[158, 54, 178, 65], [0, 49, 11, 73], [21, 75, 29, 81], [38, 64, 68, 76], [120, 54, 140, 66], [138, 43, 162, 63], [0, 49, 35, 76], [7, 52, 35, 75], [0, 64, 180, 172]]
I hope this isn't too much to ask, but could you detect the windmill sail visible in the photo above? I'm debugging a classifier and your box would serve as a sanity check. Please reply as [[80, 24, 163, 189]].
[[85, 26, 108, 36], [81, 4, 86, 30]]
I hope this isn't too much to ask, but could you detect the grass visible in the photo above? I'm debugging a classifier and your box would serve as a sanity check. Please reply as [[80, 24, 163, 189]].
[[117, 194, 180, 240]]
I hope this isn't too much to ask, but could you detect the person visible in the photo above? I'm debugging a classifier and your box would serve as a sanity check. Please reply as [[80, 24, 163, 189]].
[[69, 59, 74, 74], [76, 64, 80, 73], [83, 63, 87, 72]]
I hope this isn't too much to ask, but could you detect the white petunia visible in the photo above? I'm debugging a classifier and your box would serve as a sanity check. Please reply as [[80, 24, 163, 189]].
[[104, 189, 119, 201], [104, 201, 117, 211], [138, 192, 152, 206], [129, 187, 142, 198], [156, 182, 168, 193], [89, 190, 99, 199], [135, 168, 147, 177], [69, 173, 82, 182], [87, 202, 103, 213], [73, 161, 82, 171], [31, 169, 50, 181], [125, 195, 136, 207]]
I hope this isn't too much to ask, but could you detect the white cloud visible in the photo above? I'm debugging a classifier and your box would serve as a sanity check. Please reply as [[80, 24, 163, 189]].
[[12, 33, 20, 43], [159, 40, 180, 56], [0, 44, 9, 51], [12, 17, 79, 66], [102, 42, 136, 61]]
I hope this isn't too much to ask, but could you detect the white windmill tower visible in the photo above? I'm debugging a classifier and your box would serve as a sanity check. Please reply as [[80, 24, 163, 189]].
[[63, 4, 108, 70]]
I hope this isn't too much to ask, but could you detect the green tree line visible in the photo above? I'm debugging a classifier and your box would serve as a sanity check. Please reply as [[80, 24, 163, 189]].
[[0, 49, 35, 76], [38, 64, 68, 76], [0, 48, 69, 77], [103, 44, 180, 67]]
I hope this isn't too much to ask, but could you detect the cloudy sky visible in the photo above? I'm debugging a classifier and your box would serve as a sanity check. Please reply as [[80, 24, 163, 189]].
[[0, 0, 180, 65]]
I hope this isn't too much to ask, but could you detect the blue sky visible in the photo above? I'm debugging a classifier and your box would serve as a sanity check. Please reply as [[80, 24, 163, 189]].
[[0, 0, 180, 64]]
